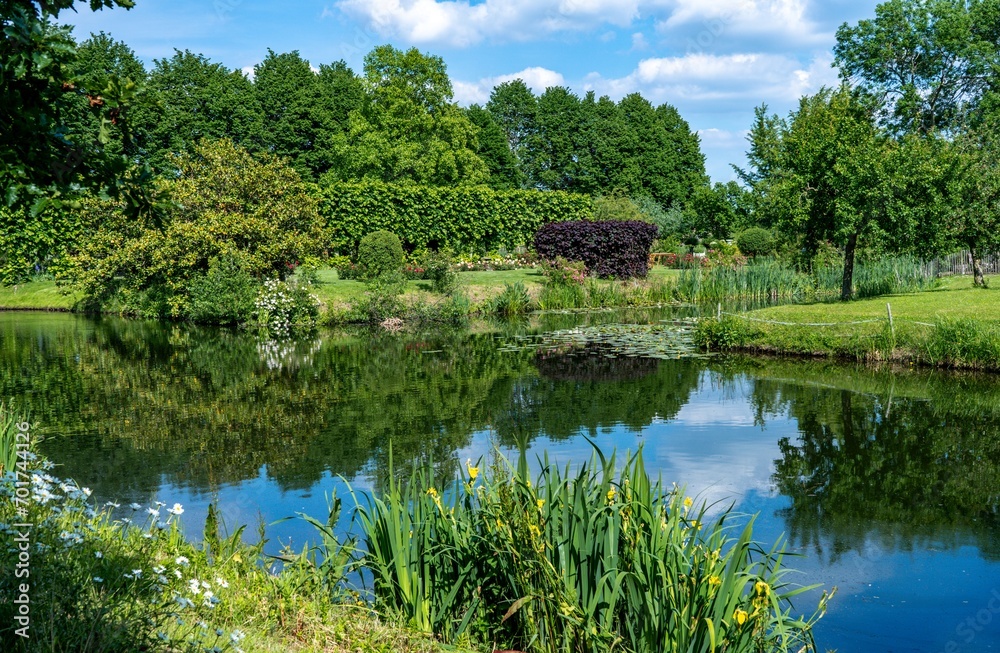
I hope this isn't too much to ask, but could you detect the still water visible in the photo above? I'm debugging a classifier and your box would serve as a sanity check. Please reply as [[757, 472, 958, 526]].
[[2, 311, 999, 652]]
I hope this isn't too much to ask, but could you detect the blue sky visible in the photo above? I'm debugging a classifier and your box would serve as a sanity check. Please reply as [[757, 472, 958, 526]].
[[65, 0, 883, 182]]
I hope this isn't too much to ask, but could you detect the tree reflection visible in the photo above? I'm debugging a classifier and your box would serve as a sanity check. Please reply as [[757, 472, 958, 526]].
[[736, 360, 1000, 561]]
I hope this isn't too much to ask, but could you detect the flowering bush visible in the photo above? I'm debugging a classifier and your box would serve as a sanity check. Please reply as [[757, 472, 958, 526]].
[[0, 457, 245, 652], [253, 279, 320, 337], [540, 256, 587, 287], [454, 251, 536, 272]]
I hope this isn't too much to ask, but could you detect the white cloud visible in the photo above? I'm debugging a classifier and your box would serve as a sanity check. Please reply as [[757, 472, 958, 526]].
[[697, 128, 748, 149], [453, 66, 566, 105], [657, 0, 830, 48], [335, 0, 643, 47], [583, 51, 839, 104], [631, 32, 650, 51], [332, 0, 832, 49]]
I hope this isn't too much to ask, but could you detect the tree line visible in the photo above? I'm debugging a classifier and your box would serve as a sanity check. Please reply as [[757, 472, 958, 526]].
[[5, 0, 1000, 302]]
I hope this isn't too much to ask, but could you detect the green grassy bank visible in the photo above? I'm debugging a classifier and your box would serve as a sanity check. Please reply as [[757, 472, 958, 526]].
[[0, 268, 682, 315], [696, 276, 1000, 370]]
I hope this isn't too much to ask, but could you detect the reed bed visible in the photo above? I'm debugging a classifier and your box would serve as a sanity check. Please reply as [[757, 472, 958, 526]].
[[677, 256, 939, 303]]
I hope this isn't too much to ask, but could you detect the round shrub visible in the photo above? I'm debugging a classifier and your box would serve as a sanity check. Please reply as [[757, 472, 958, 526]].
[[736, 227, 776, 258], [357, 230, 404, 280]]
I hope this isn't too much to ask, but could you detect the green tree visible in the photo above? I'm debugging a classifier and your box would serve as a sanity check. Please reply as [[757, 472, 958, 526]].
[[326, 45, 487, 186], [647, 100, 708, 207], [486, 79, 537, 156], [253, 51, 362, 181], [745, 87, 901, 299], [466, 104, 523, 189], [689, 182, 749, 239], [523, 86, 585, 191], [64, 31, 147, 157], [943, 119, 1000, 286], [143, 50, 263, 171], [834, 0, 1000, 134], [1, 0, 156, 214], [66, 139, 325, 317]]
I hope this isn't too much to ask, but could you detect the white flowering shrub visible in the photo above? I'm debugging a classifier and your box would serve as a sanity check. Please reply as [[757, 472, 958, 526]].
[[253, 278, 320, 337], [0, 458, 246, 652]]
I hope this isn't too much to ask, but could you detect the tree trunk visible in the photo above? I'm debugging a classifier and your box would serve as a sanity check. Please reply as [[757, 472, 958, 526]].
[[841, 231, 858, 301], [970, 243, 985, 288]]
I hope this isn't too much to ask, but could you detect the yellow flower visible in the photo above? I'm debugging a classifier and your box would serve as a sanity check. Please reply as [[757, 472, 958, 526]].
[[606, 487, 617, 503], [683, 496, 693, 509], [536, 499, 545, 510], [708, 575, 721, 587], [755, 580, 770, 597], [466, 459, 479, 481], [529, 524, 541, 538], [426, 487, 439, 499], [733, 608, 748, 626]]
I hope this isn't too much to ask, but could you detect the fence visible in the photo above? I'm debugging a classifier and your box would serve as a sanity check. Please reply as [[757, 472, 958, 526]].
[[932, 251, 1000, 276]]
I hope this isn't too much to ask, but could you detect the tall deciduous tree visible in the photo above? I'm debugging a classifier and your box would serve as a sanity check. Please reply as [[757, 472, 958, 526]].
[[143, 50, 262, 172], [327, 45, 487, 186], [745, 87, 903, 299], [834, 0, 1000, 134], [486, 79, 537, 156], [65, 31, 150, 161], [944, 118, 1000, 286], [466, 104, 523, 189], [253, 51, 362, 181]]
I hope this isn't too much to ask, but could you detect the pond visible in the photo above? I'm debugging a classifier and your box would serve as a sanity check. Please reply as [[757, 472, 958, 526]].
[[2, 311, 999, 652]]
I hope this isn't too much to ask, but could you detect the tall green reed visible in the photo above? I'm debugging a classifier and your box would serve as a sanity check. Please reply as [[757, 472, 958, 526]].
[[349, 446, 832, 653]]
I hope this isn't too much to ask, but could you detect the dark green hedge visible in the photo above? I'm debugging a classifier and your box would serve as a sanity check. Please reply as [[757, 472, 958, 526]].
[[320, 181, 593, 254]]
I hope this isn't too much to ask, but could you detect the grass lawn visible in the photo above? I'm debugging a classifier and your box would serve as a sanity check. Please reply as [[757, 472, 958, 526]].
[[747, 275, 1000, 323], [0, 279, 79, 310], [700, 275, 1000, 370]]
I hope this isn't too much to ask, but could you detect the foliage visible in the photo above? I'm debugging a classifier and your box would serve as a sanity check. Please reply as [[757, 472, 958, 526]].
[[834, 0, 1000, 134], [942, 116, 1000, 287], [0, 202, 91, 284], [321, 180, 592, 254], [351, 275, 407, 324], [252, 51, 362, 181], [253, 278, 320, 337], [419, 249, 459, 294], [0, 457, 246, 651], [465, 104, 523, 190], [514, 87, 709, 208], [185, 255, 260, 326], [539, 256, 587, 287], [485, 282, 531, 316], [357, 230, 405, 281], [534, 220, 659, 279], [140, 50, 262, 173], [325, 45, 488, 186], [0, 0, 158, 214], [736, 87, 945, 299], [689, 181, 750, 239], [591, 192, 650, 222], [736, 227, 776, 258], [352, 448, 830, 653], [65, 139, 324, 318]]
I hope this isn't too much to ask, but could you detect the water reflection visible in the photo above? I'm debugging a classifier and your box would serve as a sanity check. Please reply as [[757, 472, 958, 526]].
[[3, 313, 1000, 650]]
